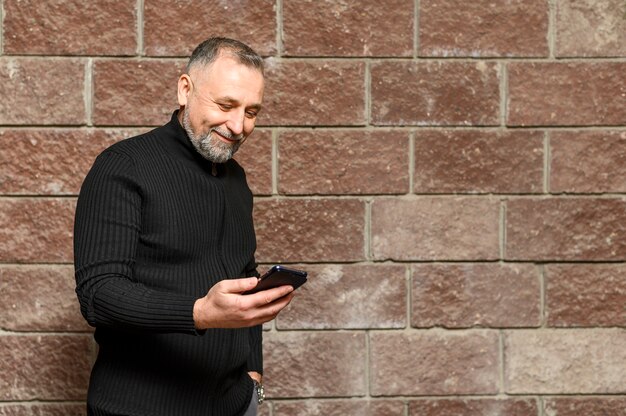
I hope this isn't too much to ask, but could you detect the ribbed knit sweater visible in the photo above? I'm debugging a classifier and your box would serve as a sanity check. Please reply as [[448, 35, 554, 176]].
[[74, 111, 261, 416]]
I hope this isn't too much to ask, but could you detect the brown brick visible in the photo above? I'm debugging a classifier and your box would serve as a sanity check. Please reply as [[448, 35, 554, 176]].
[[0, 266, 89, 332], [371, 198, 500, 261], [278, 130, 409, 195], [414, 130, 544, 194], [505, 329, 626, 394], [419, 0, 548, 57], [0, 403, 85, 416], [143, 0, 276, 56], [274, 399, 405, 416], [3, 0, 136, 55], [412, 263, 541, 328], [254, 199, 365, 262], [93, 60, 185, 126], [283, 0, 413, 57], [0, 198, 75, 263], [506, 198, 626, 261], [0, 335, 92, 400], [546, 264, 626, 327], [408, 398, 538, 416], [544, 397, 626, 416], [276, 264, 407, 329], [556, 0, 626, 57], [371, 61, 500, 126], [234, 129, 273, 196], [550, 130, 626, 193], [0, 58, 85, 125], [507, 63, 626, 126], [370, 331, 499, 395], [263, 332, 366, 397], [262, 61, 366, 126], [0, 129, 142, 195]]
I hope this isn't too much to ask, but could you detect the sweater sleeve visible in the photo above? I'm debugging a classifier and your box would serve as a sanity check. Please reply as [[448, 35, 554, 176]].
[[74, 150, 198, 334]]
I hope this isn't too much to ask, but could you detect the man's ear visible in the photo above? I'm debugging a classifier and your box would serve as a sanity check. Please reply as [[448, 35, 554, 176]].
[[177, 74, 192, 106]]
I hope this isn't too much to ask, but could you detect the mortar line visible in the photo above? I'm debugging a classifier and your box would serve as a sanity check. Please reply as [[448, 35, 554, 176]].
[[409, 131, 415, 195], [365, 329, 371, 400], [364, 199, 372, 260], [365, 60, 371, 126], [540, 264, 547, 328], [499, 201, 507, 260], [548, 0, 557, 59], [544, 131, 551, 194], [499, 62, 508, 127], [136, 0, 144, 56], [85, 58, 93, 127], [276, 0, 283, 56]]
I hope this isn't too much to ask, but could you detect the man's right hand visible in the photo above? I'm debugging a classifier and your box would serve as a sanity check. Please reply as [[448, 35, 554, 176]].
[[193, 277, 295, 329]]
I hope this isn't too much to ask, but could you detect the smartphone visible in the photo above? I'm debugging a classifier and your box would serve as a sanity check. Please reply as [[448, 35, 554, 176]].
[[243, 265, 308, 295]]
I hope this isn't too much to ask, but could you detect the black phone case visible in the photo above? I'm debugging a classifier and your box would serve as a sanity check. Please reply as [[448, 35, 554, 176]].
[[243, 266, 308, 295]]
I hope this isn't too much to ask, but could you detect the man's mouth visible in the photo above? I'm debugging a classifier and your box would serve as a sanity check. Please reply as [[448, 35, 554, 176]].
[[211, 128, 243, 144]]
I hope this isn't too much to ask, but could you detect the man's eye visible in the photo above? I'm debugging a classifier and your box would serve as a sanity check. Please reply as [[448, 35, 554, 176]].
[[245, 111, 258, 119], [218, 104, 232, 111]]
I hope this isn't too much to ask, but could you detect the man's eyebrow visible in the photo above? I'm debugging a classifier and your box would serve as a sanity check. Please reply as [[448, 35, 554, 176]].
[[216, 96, 262, 110]]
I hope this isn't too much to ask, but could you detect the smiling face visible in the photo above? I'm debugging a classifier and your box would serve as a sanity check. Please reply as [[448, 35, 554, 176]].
[[177, 51, 264, 163]]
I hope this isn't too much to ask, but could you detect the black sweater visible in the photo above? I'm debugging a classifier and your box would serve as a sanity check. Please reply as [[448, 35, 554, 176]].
[[74, 111, 261, 416]]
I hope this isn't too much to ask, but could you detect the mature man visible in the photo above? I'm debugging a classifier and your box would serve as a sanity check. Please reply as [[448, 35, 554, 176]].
[[74, 37, 294, 416]]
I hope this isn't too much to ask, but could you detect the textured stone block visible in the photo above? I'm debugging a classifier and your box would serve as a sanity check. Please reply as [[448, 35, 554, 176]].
[[412, 263, 541, 328], [556, 0, 626, 57], [262, 60, 366, 126], [550, 130, 626, 193], [414, 130, 544, 193], [544, 397, 626, 416], [234, 129, 273, 196], [408, 398, 538, 416], [504, 329, 626, 393], [143, 0, 276, 56], [506, 198, 626, 261], [370, 330, 499, 395], [546, 264, 626, 327], [3, 0, 136, 55], [371, 61, 500, 126], [93, 60, 185, 126], [0, 335, 92, 400], [254, 199, 365, 262], [0, 266, 89, 332], [276, 264, 407, 329], [507, 62, 626, 126], [371, 198, 500, 261], [263, 332, 366, 397], [0, 403, 85, 416], [283, 0, 413, 57], [0, 128, 140, 195], [278, 130, 409, 195], [274, 399, 405, 416], [419, 0, 548, 57], [0, 198, 75, 263], [0, 58, 85, 125]]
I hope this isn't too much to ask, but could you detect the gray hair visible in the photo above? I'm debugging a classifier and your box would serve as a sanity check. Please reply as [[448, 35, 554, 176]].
[[186, 37, 264, 75]]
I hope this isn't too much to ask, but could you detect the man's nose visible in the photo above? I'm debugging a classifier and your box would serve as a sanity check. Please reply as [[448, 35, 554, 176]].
[[225, 109, 245, 136]]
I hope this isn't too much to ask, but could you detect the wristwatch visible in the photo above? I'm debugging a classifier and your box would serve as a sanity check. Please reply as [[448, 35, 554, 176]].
[[253, 380, 265, 405]]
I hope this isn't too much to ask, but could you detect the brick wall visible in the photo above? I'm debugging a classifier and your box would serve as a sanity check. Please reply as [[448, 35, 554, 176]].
[[1, 1, 625, 415]]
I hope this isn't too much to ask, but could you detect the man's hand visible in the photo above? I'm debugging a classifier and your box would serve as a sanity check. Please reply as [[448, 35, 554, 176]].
[[193, 277, 295, 329]]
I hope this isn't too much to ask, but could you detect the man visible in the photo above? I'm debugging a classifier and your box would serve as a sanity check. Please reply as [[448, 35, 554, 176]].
[[74, 37, 294, 416]]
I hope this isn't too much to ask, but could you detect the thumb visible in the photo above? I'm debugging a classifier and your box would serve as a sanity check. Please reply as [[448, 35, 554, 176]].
[[222, 277, 259, 294]]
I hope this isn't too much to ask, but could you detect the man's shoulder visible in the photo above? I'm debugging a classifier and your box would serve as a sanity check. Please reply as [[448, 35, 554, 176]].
[[100, 125, 165, 160]]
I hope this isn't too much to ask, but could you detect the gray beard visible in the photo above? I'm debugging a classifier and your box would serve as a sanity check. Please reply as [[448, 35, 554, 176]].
[[182, 109, 243, 163]]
